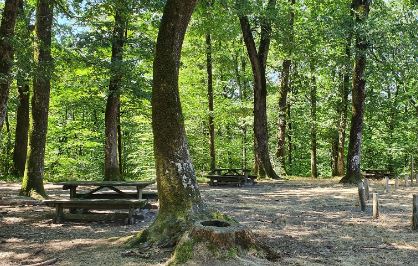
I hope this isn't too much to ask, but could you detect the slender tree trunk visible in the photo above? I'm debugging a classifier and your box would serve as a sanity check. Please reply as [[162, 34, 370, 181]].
[[206, 32, 216, 172], [12, 80, 30, 176], [0, 0, 20, 134], [238, 0, 280, 179], [387, 85, 399, 173], [310, 65, 318, 178], [341, 0, 371, 184], [276, 0, 295, 176], [117, 105, 122, 175], [336, 35, 352, 176], [287, 104, 292, 171], [12, 1, 32, 177], [20, 0, 53, 198], [104, 1, 128, 181], [277, 59, 290, 175], [135, 0, 205, 247]]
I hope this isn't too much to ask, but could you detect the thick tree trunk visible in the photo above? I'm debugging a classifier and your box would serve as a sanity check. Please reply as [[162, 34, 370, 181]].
[[0, 0, 20, 134], [12, 80, 30, 176], [206, 32, 216, 172], [341, 0, 370, 184], [104, 1, 128, 181], [310, 68, 318, 178], [20, 0, 53, 198], [238, 0, 280, 179], [134, 0, 205, 247]]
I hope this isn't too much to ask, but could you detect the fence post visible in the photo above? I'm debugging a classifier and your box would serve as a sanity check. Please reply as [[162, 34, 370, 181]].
[[395, 176, 399, 190], [385, 177, 390, 193], [358, 181, 366, 212], [364, 178, 370, 200], [373, 193, 379, 219], [413, 195, 418, 230]]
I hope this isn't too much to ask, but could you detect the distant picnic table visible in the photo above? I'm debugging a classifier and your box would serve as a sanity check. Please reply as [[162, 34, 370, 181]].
[[206, 168, 257, 186], [362, 169, 394, 179]]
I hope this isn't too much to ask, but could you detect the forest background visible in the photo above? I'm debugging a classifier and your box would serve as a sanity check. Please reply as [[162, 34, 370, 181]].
[[0, 0, 416, 182]]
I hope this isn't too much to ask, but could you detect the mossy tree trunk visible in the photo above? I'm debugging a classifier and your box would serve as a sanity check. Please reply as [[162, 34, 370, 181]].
[[104, 0, 128, 181], [0, 0, 20, 134], [341, 0, 371, 184], [135, 0, 206, 247], [20, 0, 53, 198], [238, 0, 280, 180]]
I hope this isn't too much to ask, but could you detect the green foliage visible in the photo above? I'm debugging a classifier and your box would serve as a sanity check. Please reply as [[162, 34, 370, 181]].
[[0, 0, 416, 180]]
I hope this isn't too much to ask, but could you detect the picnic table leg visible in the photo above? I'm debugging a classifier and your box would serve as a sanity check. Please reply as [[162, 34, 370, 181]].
[[69, 186, 77, 213], [128, 207, 134, 225], [55, 204, 64, 223], [136, 186, 143, 199]]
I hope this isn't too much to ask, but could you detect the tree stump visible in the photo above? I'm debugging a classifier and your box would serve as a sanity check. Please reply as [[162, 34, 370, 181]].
[[170, 219, 280, 264]]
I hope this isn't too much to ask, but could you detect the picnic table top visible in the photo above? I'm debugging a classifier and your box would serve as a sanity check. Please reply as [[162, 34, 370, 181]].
[[213, 168, 251, 171], [54, 181, 155, 187]]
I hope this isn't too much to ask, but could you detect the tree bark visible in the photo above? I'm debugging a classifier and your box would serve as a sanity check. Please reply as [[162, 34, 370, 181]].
[[0, 0, 20, 134], [276, 0, 295, 176], [12, 1, 32, 177], [341, 0, 370, 184], [104, 1, 128, 181], [238, 0, 280, 179], [20, 0, 53, 198], [206, 32, 216, 172], [310, 65, 318, 178], [135, 0, 205, 247], [336, 34, 352, 176], [12, 80, 30, 176]]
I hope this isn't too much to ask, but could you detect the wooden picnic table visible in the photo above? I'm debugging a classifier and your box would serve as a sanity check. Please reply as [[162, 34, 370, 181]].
[[55, 181, 155, 200], [206, 168, 256, 186], [362, 169, 394, 179]]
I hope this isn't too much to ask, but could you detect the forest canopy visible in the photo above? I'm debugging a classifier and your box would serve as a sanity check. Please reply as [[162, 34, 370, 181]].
[[0, 0, 416, 182]]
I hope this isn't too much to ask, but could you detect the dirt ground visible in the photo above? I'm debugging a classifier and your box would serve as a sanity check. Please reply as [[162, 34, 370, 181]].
[[1, 178, 417, 265]]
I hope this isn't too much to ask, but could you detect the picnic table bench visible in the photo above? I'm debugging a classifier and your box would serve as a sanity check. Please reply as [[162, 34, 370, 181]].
[[44, 198, 147, 224], [362, 169, 394, 179], [206, 168, 257, 186]]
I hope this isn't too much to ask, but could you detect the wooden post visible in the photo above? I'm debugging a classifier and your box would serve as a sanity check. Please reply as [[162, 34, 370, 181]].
[[55, 204, 64, 223], [395, 176, 399, 190], [358, 181, 366, 212], [373, 193, 379, 219], [385, 177, 390, 193], [363, 178, 370, 200], [411, 155, 414, 185], [405, 175, 409, 187], [416, 173, 418, 185], [413, 195, 418, 230]]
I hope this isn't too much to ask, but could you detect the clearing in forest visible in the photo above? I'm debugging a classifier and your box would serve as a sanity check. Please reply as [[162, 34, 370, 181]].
[[0, 179, 417, 265]]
